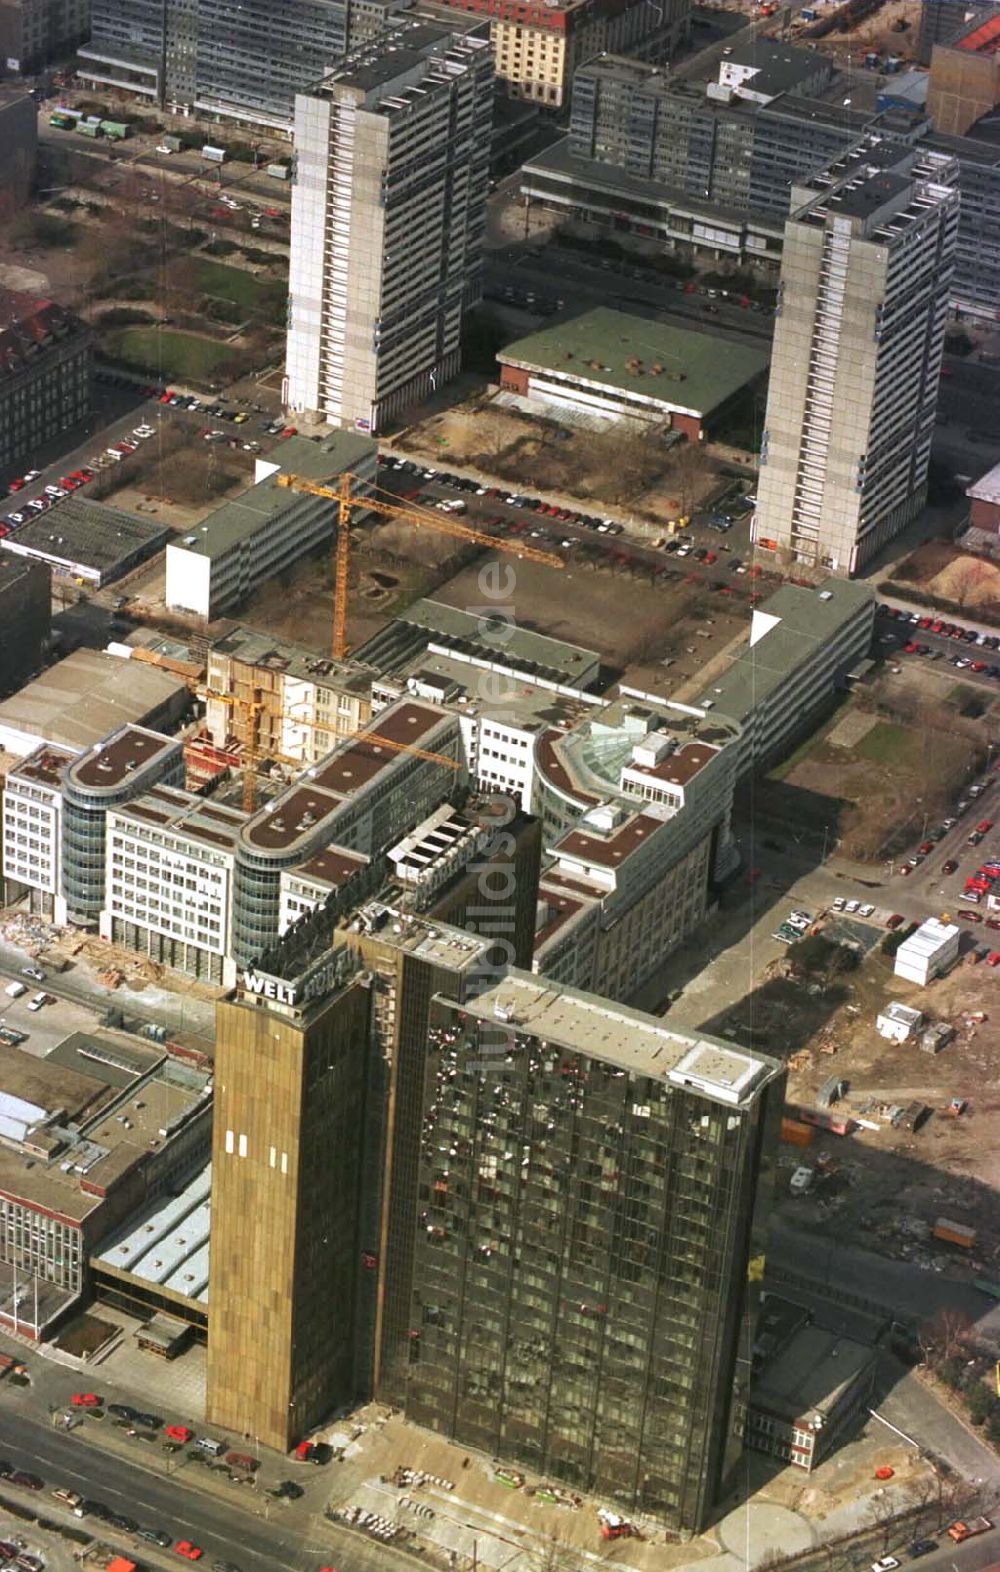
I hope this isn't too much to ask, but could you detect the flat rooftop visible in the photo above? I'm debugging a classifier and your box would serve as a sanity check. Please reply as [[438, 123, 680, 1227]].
[[554, 811, 664, 872], [751, 1324, 876, 1421], [239, 699, 455, 856], [7, 743, 75, 790], [0, 649, 188, 755], [724, 39, 828, 94], [68, 724, 180, 793], [292, 845, 371, 890], [698, 578, 874, 724], [3, 498, 168, 576], [402, 648, 586, 729], [523, 138, 788, 236], [112, 783, 247, 852], [0, 1036, 209, 1224], [457, 972, 782, 1105], [500, 307, 769, 419], [173, 430, 375, 561], [352, 902, 495, 970], [401, 597, 600, 686], [209, 624, 373, 695]]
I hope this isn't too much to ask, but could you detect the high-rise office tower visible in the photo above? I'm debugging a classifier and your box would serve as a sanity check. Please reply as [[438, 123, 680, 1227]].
[[207, 794, 537, 1441], [284, 22, 493, 433], [405, 973, 784, 1532], [753, 141, 958, 576], [206, 949, 371, 1449]]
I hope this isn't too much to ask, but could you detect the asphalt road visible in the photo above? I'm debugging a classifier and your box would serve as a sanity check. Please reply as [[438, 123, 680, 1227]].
[[484, 249, 774, 347], [0, 945, 215, 1046], [1, 1406, 410, 1572]]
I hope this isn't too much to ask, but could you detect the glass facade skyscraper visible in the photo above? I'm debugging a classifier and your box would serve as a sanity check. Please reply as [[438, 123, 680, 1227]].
[[403, 974, 784, 1533]]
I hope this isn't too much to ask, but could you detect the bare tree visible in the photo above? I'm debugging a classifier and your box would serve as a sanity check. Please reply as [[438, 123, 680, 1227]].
[[671, 440, 710, 513], [947, 555, 995, 608], [589, 420, 664, 507], [919, 1308, 974, 1369]]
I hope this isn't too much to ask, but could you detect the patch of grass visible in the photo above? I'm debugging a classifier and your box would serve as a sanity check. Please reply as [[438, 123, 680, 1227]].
[[103, 326, 246, 383], [190, 256, 268, 304], [853, 721, 923, 768]]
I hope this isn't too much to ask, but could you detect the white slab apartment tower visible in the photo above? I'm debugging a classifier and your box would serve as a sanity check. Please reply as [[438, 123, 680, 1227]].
[[284, 21, 493, 435], [753, 140, 958, 576]]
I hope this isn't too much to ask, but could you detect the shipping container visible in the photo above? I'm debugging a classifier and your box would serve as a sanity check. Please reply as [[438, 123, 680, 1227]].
[[266, 162, 291, 179], [77, 121, 101, 137], [162, 133, 183, 152], [933, 1217, 977, 1249], [781, 1117, 814, 1147], [202, 144, 227, 163], [790, 1104, 852, 1136], [100, 120, 131, 140], [49, 112, 73, 129]]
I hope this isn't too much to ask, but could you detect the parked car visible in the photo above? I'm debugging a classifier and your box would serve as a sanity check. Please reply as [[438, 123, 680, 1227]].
[[71, 1392, 102, 1407], [174, 1543, 204, 1560]]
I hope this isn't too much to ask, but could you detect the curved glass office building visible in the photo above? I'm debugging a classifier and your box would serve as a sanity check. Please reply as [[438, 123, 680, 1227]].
[[60, 727, 185, 927]]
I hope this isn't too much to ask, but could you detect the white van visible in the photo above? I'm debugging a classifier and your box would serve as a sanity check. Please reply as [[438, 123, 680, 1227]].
[[4, 981, 26, 999], [196, 1436, 227, 1457]]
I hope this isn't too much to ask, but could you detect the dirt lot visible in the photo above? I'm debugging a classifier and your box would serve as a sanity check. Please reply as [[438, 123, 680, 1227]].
[[890, 540, 1000, 618], [431, 551, 748, 683], [239, 531, 452, 654], [759, 693, 985, 862], [772, 941, 1000, 1277], [397, 395, 724, 526], [803, 0, 922, 61]]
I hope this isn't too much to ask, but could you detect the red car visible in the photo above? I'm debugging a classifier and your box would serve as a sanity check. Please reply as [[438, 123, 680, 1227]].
[[977, 820, 993, 834], [988, 917, 1000, 931], [918, 840, 934, 856], [159, 390, 174, 403], [886, 914, 905, 929], [7, 477, 26, 492], [281, 426, 298, 438], [294, 1440, 314, 1462], [60, 476, 81, 490], [174, 1544, 203, 1561], [71, 1392, 102, 1407], [942, 860, 958, 875], [165, 1425, 194, 1443], [958, 910, 983, 923]]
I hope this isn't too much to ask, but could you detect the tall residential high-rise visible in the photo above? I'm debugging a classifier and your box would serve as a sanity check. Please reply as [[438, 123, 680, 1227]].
[[284, 22, 493, 434], [405, 973, 785, 1532], [753, 140, 958, 576]]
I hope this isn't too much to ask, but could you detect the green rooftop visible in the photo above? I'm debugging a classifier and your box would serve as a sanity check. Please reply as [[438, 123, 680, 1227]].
[[500, 307, 770, 418], [176, 430, 375, 561], [698, 577, 875, 722]]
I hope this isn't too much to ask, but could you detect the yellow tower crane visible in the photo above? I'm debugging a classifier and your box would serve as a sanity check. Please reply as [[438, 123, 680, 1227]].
[[275, 468, 565, 661], [201, 688, 460, 815]]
